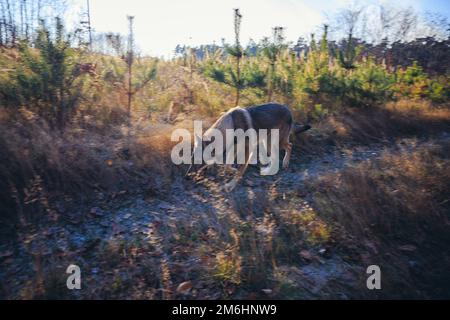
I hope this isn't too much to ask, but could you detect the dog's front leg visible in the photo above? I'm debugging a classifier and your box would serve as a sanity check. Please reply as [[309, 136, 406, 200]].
[[224, 150, 252, 192], [225, 164, 237, 174]]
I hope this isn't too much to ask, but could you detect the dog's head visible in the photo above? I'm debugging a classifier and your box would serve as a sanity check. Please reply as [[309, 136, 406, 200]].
[[190, 133, 215, 167], [185, 133, 215, 177]]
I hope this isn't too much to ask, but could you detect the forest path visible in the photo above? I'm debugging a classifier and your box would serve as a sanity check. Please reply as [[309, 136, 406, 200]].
[[1, 132, 449, 299]]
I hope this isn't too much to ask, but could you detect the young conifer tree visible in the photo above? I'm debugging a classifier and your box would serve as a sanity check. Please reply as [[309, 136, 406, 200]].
[[227, 8, 243, 106], [262, 26, 285, 102], [123, 15, 157, 120], [202, 9, 244, 106]]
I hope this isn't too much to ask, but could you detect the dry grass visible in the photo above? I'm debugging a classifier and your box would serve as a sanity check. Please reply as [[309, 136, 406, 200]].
[[309, 140, 450, 238], [5, 136, 450, 299], [0, 108, 178, 229], [295, 99, 450, 156], [1, 96, 449, 299], [306, 140, 450, 298]]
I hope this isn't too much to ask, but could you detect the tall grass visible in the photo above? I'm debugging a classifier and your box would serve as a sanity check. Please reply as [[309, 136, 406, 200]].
[[0, 108, 178, 228]]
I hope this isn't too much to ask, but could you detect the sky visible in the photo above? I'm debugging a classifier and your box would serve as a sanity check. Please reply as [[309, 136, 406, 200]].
[[69, 0, 450, 58]]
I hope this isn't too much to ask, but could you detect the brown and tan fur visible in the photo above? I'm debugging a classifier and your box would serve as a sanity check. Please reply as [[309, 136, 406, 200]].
[[196, 103, 311, 191]]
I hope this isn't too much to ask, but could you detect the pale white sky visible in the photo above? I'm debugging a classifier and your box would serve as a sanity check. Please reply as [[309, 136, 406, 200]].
[[68, 0, 449, 58]]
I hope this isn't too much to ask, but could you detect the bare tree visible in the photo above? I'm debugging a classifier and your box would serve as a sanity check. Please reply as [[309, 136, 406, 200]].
[[5, 0, 16, 45], [37, 0, 41, 24], [397, 7, 418, 41], [126, 15, 134, 118], [86, 0, 92, 50], [0, 0, 69, 46], [23, 0, 29, 41], [0, 0, 5, 45], [422, 12, 450, 39], [337, 5, 364, 40], [19, 0, 24, 39], [333, 6, 363, 70], [330, 4, 434, 45], [121, 16, 157, 123], [104, 32, 125, 56], [264, 26, 285, 102], [232, 8, 242, 106]]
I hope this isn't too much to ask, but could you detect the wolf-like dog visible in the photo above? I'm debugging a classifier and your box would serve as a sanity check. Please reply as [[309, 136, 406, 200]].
[[194, 103, 311, 191]]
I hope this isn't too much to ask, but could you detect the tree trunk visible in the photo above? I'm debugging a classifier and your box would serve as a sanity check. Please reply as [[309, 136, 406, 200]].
[[235, 55, 240, 106], [23, 0, 29, 41], [86, 0, 92, 50], [0, 0, 5, 46], [267, 61, 275, 103], [5, 0, 15, 45], [127, 62, 132, 118], [0, 17, 3, 46], [57, 85, 65, 130], [126, 16, 134, 120]]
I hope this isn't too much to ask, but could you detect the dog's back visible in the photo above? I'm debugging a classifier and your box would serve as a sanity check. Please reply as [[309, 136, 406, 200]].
[[246, 103, 293, 131]]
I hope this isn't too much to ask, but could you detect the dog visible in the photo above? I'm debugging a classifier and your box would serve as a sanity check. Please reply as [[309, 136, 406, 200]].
[[191, 103, 311, 191]]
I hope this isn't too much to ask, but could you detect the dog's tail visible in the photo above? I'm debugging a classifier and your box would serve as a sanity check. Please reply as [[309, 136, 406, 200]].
[[294, 122, 312, 134]]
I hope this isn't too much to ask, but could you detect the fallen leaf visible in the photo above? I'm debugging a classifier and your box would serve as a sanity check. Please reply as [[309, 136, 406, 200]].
[[158, 202, 173, 210], [300, 250, 313, 260], [0, 250, 13, 258], [398, 244, 417, 252], [176, 281, 193, 295], [245, 180, 255, 187], [90, 207, 104, 217]]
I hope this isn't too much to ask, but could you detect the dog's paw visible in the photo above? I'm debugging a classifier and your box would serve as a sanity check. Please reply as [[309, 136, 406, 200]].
[[224, 166, 238, 174], [260, 164, 275, 175]]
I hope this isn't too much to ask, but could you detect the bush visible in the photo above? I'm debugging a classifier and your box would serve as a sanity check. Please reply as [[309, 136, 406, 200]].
[[12, 19, 88, 129]]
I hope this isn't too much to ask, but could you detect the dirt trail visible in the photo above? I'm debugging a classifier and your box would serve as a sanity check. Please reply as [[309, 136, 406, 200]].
[[1, 133, 449, 299]]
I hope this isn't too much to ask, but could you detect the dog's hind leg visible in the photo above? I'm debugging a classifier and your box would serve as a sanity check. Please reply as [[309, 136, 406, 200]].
[[281, 126, 293, 169], [282, 142, 292, 169]]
